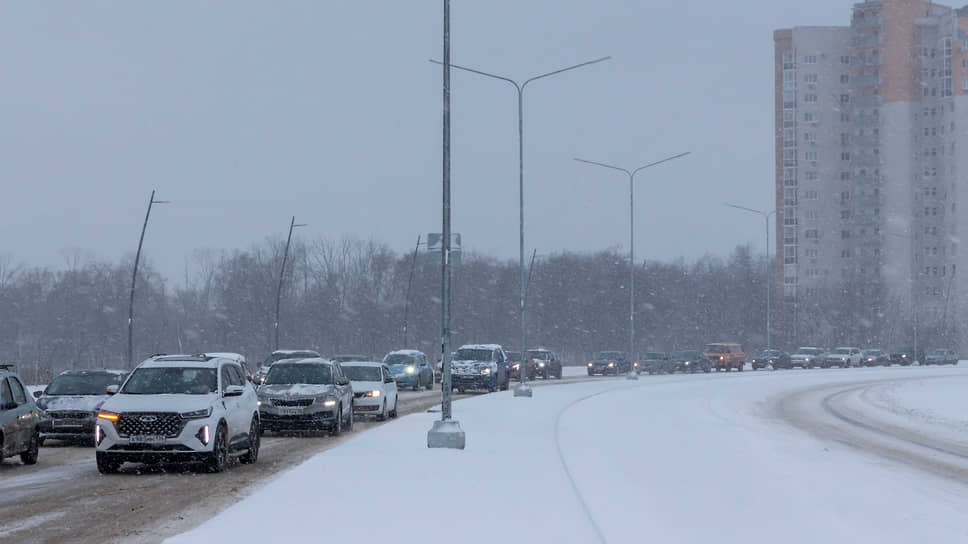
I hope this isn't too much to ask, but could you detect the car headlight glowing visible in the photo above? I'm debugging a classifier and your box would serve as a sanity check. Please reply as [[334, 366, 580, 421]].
[[587, 363, 593, 367], [512, 363, 520, 370], [97, 411, 119, 422], [180, 407, 213, 419], [366, 390, 381, 397], [324, 399, 337, 407], [405, 366, 416, 374], [608, 362, 615, 368], [480, 368, 491, 375], [684, 361, 691, 365], [257, 400, 262, 406], [538, 362, 545, 368]]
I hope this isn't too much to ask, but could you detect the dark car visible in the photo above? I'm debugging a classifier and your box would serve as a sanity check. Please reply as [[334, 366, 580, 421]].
[[861, 349, 888, 366], [924, 348, 958, 366], [331, 354, 369, 363], [889, 346, 918, 366], [527, 348, 562, 379], [641, 352, 672, 375], [751, 350, 791, 370], [34, 369, 127, 445], [507, 350, 537, 381], [0, 364, 41, 465], [668, 351, 712, 373], [587, 351, 631, 376]]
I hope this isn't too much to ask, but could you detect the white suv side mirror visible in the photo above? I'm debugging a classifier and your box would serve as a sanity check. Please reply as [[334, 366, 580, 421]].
[[224, 385, 245, 397], [106, 385, 119, 395]]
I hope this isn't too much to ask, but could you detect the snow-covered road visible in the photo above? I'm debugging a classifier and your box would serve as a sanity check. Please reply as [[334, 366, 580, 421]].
[[170, 365, 968, 543]]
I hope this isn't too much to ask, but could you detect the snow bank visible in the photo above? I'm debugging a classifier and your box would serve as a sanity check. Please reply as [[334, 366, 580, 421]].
[[169, 366, 968, 544]]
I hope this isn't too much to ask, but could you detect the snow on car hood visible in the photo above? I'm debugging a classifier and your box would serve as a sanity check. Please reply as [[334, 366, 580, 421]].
[[101, 393, 217, 414], [258, 384, 335, 397], [39, 395, 108, 412]]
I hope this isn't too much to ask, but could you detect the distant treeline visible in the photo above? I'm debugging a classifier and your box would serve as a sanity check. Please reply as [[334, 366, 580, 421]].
[[0, 238, 947, 383]]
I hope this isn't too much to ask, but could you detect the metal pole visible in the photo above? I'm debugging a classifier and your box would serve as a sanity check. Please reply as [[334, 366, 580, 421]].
[[403, 235, 421, 346], [128, 190, 167, 367], [440, 0, 453, 421], [725, 204, 776, 351], [524, 249, 538, 312], [515, 86, 534, 396], [275, 216, 305, 350], [428, 0, 464, 451], [628, 172, 636, 379]]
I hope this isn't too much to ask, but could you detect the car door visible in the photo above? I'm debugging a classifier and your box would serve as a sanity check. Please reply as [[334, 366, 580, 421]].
[[495, 349, 507, 384], [419, 354, 431, 385], [382, 365, 398, 411], [219, 365, 242, 443], [1, 378, 24, 455], [333, 364, 352, 413], [228, 364, 252, 439]]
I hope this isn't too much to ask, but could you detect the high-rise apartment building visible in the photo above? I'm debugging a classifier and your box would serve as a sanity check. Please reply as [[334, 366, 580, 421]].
[[774, 0, 968, 349]]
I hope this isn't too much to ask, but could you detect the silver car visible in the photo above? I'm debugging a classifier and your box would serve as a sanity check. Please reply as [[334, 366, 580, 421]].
[[0, 364, 41, 465], [34, 369, 127, 445], [257, 359, 354, 436]]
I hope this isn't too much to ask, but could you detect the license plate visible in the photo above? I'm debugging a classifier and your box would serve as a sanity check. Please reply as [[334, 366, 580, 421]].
[[129, 435, 166, 444], [282, 409, 302, 416]]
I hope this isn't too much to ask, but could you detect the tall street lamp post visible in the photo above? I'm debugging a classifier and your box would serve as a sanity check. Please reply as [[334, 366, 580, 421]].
[[574, 152, 691, 379], [433, 55, 610, 398], [428, 0, 465, 450], [726, 204, 777, 350], [274, 216, 307, 351], [128, 190, 169, 366], [403, 235, 422, 347]]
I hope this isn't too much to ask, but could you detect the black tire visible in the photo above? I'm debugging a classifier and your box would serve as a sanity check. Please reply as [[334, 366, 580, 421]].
[[37, 437, 45, 447], [377, 399, 387, 421], [345, 404, 353, 431], [239, 418, 260, 465], [96, 451, 121, 474], [20, 429, 39, 465], [425, 375, 433, 390], [206, 424, 229, 473], [457, 387, 465, 394], [389, 396, 398, 418], [412, 382, 419, 392], [330, 407, 343, 437]]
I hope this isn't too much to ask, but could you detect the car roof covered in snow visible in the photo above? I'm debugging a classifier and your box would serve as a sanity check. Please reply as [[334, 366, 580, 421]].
[[458, 344, 503, 351], [386, 349, 424, 357], [55, 369, 127, 376], [272, 349, 321, 356], [339, 361, 384, 367], [270, 357, 335, 366], [204, 352, 246, 362], [140, 356, 222, 368]]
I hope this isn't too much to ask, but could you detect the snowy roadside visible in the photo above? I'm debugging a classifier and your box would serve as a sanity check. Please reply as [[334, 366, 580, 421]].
[[168, 366, 968, 544]]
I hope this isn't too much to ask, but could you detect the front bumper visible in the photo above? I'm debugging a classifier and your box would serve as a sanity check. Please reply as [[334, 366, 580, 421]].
[[352, 395, 384, 415], [39, 416, 96, 440], [452, 374, 496, 389], [95, 416, 216, 459], [260, 407, 337, 430], [393, 374, 420, 387]]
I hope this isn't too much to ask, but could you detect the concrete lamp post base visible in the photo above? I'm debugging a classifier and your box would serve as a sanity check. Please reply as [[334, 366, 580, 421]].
[[513, 382, 533, 397], [427, 419, 466, 450], [626, 370, 639, 380]]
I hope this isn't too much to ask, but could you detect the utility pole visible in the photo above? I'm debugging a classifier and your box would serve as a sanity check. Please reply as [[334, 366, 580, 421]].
[[128, 190, 168, 366]]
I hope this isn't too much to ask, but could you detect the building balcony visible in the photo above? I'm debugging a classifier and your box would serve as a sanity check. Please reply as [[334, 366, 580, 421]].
[[852, 35, 884, 48], [853, 114, 881, 128], [852, 134, 879, 147], [852, 173, 880, 185], [851, 74, 882, 87]]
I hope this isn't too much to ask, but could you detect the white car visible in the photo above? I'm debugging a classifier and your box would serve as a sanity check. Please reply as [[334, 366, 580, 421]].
[[822, 347, 863, 368], [341, 362, 398, 421], [94, 354, 261, 474]]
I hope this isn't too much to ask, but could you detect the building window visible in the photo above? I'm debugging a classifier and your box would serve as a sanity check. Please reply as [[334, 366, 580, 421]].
[[804, 94, 818, 102], [805, 190, 818, 200], [803, 55, 817, 64], [805, 229, 818, 239], [804, 112, 817, 122], [841, 151, 851, 161], [840, 94, 850, 103], [841, 55, 850, 64], [804, 171, 819, 181], [840, 74, 849, 84], [804, 73, 818, 83], [805, 151, 818, 161]]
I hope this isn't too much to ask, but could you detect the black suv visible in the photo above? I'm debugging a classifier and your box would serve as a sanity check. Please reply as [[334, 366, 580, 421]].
[[668, 351, 712, 373], [1, 364, 42, 465], [889, 347, 918, 366], [751, 350, 791, 370]]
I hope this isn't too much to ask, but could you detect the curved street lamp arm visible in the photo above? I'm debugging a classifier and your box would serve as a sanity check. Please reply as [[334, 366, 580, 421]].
[[631, 151, 692, 178], [430, 59, 519, 90], [522, 56, 612, 89], [573, 157, 631, 177], [725, 203, 766, 217]]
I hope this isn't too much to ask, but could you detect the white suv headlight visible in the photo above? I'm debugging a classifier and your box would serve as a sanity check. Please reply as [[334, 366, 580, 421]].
[[323, 399, 337, 407], [180, 407, 212, 419], [480, 368, 491, 375]]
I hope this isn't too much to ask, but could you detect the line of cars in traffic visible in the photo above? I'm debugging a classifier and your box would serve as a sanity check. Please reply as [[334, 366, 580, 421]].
[[751, 346, 959, 369], [1, 342, 563, 472]]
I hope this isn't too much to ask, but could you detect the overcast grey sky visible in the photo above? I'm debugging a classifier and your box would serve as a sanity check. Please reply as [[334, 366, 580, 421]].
[[1, 1, 850, 281]]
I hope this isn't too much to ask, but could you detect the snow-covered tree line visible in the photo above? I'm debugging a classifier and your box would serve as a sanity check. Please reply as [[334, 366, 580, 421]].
[[0, 239, 944, 382]]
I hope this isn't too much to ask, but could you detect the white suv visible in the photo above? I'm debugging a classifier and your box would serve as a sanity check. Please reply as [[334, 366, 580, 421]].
[[94, 355, 260, 473]]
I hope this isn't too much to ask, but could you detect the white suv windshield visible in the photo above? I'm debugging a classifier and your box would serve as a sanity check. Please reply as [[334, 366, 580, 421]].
[[122, 367, 217, 395], [455, 349, 491, 361]]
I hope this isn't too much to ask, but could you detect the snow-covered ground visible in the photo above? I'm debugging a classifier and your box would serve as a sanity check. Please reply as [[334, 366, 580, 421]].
[[168, 365, 968, 544]]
